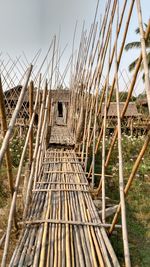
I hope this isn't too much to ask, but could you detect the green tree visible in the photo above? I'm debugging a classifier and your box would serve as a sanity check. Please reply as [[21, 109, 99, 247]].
[[125, 23, 150, 80]]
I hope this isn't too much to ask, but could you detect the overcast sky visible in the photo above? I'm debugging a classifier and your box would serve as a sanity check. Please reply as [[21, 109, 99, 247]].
[[0, 0, 149, 93], [0, 0, 99, 55]]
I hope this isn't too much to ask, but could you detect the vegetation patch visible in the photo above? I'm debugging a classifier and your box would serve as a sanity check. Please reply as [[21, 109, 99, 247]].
[[88, 134, 150, 266]]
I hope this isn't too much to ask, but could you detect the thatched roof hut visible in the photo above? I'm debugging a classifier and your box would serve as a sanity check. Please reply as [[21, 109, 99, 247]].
[[101, 102, 139, 117]]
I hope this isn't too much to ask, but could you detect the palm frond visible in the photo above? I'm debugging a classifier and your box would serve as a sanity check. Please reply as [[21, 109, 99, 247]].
[[135, 24, 147, 34], [135, 27, 140, 34], [128, 57, 139, 72], [144, 23, 148, 29], [125, 41, 141, 51], [126, 24, 150, 80]]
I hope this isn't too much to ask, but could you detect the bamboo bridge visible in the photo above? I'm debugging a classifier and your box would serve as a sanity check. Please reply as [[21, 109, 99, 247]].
[[0, 0, 150, 266], [8, 125, 120, 266]]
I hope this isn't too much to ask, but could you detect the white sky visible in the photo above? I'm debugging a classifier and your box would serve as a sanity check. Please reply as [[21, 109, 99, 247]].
[[0, 0, 149, 94]]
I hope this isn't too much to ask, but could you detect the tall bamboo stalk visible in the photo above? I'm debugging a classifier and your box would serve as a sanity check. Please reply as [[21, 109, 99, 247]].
[[136, 1, 150, 113], [0, 76, 14, 195], [105, 20, 150, 167], [29, 80, 34, 169], [114, 3, 130, 266], [87, 0, 138, 178], [101, 17, 112, 222], [0, 76, 18, 230], [109, 129, 150, 235]]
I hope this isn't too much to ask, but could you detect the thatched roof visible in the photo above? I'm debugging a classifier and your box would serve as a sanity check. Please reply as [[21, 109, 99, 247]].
[[4, 85, 31, 102], [4, 86, 70, 103], [101, 102, 139, 117], [51, 89, 70, 103]]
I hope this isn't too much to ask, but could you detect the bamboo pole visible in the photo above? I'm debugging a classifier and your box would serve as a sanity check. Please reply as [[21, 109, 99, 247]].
[[0, 76, 14, 195], [0, 76, 18, 229], [9, 146, 121, 266], [136, 2, 150, 113], [87, 0, 135, 178], [1, 75, 39, 267], [114, 3, 130, 266], [23, 75, 43, 219], [91, 88, 98, 188], [101, 18, 112, 223], [81, 1, 112, 160], [105, 20, 150, 167], [84, 95, 95, 172], [23, 37, 56, 219], [29, 80, 34, 168], [109, 129, 150, 235], [0, 65, 32, 166], [33, 81, 48, 189]]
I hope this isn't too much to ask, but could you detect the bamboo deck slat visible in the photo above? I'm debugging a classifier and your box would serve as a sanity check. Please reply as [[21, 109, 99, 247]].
[[21, 219, 122, 228], [9, 126, 120, 266]]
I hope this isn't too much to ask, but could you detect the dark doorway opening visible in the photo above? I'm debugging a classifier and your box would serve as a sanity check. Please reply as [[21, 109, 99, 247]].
[[58, 102, 63, 117]]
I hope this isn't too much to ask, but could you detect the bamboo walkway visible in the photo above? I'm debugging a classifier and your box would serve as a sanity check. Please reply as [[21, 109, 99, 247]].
[[1, 2, 149, 266], [10, 126, 120, 266], [49, 125, 75, 146]]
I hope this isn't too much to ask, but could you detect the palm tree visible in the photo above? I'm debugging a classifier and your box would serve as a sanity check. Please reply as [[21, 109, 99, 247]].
[[125, 23, 150, 80]]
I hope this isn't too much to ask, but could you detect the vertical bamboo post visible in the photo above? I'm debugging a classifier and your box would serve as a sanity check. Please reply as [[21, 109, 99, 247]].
[[101, 18, 112, 222], [115, 3, 131, 266], [109, 129, 150, 234], [29, 81, 34, 169], [136, 1, 150, 113], [48, 35, 56, 126], [0, 76, 18, 230], [105, 20, 150, 168], [91, 88, 98, 188], [84, 95, 94, 172], [1, 82, 40, 267], [0, 76, 14, 196], [87, 0, 135, 169]]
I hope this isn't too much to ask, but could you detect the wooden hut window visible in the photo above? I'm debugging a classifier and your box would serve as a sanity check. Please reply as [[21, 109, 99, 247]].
[[58, 102, 63, 117]]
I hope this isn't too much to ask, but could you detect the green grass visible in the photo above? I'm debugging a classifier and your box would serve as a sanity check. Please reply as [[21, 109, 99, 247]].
[[0, 135, 27, 208], [88, 134, 150, 266], [0, 166, 8, 208]]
